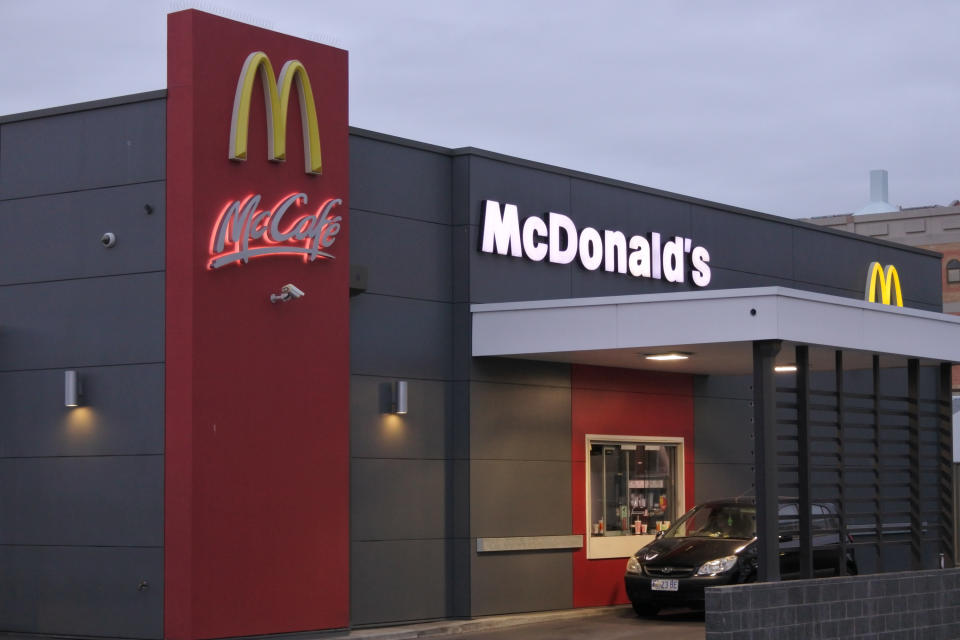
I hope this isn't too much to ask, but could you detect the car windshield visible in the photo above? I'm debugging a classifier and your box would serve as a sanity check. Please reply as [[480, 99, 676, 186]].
[[664, 503, 756, 540]]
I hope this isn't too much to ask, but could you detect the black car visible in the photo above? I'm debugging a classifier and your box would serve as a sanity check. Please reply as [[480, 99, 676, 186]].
[[624, 499, 857, 616]]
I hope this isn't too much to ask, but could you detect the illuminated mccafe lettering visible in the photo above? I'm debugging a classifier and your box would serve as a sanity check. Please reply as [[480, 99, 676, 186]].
[[209, 193, 342, 269], [480, 200, 711, 287]]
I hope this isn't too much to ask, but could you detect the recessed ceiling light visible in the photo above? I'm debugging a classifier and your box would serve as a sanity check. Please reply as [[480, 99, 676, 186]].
[[645, 352, 691, 361], [774, 364, 798, 373]]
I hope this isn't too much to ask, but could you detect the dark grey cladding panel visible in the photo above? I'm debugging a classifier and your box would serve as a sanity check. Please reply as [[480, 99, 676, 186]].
[[349, 294, 451, 379], [570, 263, 700, 298], [0, 364, 163, 457], [694, 396, 754, 465], [453, 459, 469, 537], [469, 381, 570, 462], [0, 272, 163, 371], [350, 209, 451, 301], [0, 182, 164, 286], [351, 375, 449, 460], [465, 156, 571, 228], [470, 548, 572, 616], [0, 545, 162, 638], [792, 226, 942, 309], [694, 374, 752, 400], [701, 266, 793, 291], [0, 456, 162, 547], [470, 357, 570, 388], [0, 99, 165, 200], [351, 458, 446, 541], [470, 460, 570, 538], [468, 224, 574, 303], [690, 205, 795, 279], [349, 135, 451, 224], [569, 178, 692, 235], [695, 463, 754, 504], [351, 539, 448, 625]]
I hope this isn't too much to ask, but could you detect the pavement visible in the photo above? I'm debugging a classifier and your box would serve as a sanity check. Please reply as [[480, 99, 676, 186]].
[[339, 605, 705, 640]]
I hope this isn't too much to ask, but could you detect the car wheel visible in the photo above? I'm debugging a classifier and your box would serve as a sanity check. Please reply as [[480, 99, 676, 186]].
[[631, 601, 659, 618]]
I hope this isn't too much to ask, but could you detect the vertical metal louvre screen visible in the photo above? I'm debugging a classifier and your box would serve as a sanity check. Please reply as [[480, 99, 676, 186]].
[[772, 348, 953, 577]]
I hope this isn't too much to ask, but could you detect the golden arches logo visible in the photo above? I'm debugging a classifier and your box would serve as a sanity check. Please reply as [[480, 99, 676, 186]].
[[864, 262, 903, 307], [228, 51, 323, 174]]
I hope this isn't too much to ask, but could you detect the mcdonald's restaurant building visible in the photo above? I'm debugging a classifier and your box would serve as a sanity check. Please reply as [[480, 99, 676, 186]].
[[2, 10, 960, 640]]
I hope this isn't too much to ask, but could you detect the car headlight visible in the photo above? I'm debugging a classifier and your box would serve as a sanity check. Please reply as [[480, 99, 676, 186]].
[[625, 556, 642, 575], [696, 555, 738, 576]]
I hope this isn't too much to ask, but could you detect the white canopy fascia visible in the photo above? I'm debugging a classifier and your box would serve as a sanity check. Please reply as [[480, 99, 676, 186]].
[[471, 287, 960, 364]]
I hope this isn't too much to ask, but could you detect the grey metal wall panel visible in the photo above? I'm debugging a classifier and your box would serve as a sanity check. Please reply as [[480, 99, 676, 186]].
[[569, 178, 693, 234], [350, 209, 451, 301], [466, 157, 574, 303], [690, 205, 795, 280], [471, 357, 570, 389], [351, 458, 446, 541], [453, 459, 470, 538], [569, 264, 692, 298], [0, 545, 162, 638], [469, 381, 570, 462], [468, 222, 575, 303], [695, 462, 754, 504], [0, 364, 163, 457], [0, 183, 164, 286], [349, 136, 451, 224], [694, 374, 752, 400], [351, 375, 450, 460], [466, 157, 571, 228], [349, 294, 451, 379], [694, 396, 753, 464], [0, 455, 162, 547], [470, 460, 571, 538], [0, 272, 163, 371], [792, 226, 942, 309], [470, 549, 572, 616], [0, 100, 165, 200], [350, 539, 448, 625]]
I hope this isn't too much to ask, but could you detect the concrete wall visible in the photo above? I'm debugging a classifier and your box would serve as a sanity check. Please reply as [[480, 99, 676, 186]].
[[0, 95, 166, 638], [706, 568, 960, 639]]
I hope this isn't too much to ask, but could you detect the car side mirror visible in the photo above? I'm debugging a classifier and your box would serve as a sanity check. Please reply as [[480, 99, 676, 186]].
[[778, 534, 793, 542]]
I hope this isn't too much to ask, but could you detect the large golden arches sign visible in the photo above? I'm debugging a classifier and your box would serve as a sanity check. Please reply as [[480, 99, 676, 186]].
[[864, 261, 903, 307], [228, 51, 323, 175]]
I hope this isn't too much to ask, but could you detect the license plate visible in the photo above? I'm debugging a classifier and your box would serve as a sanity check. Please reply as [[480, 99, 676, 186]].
[[651, 579, 678, 591]]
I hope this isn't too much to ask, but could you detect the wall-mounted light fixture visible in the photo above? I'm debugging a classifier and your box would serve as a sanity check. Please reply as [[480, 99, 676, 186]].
[[64, 370, 82, 407], [774, 364, 798, 373], [392, 380, 408, 415]]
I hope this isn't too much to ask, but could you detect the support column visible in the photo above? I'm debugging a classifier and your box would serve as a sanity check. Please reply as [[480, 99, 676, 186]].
[[796, 345, 813, 579], [908, 358, 921, 569], [836, 350, 849, 575], [754, 339, 782, 582], [939, 362, 956, 568]]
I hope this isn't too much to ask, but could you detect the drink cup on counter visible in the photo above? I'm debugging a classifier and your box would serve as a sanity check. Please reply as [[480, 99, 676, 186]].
[[640, 522, 648, 534]]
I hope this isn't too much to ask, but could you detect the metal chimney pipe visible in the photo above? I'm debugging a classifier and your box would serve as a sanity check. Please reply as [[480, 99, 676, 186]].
[[870, 169, 889, 204]]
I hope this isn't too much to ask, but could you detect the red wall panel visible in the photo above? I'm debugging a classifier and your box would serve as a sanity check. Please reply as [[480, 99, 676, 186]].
[[165, 11, 350, 638], [570, 365, 694, 608]]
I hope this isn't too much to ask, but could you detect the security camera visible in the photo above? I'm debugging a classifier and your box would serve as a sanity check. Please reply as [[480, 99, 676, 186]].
[[101, 232, 117, 248], [281, 284, 305, 299], [270, 283, 306, 303]]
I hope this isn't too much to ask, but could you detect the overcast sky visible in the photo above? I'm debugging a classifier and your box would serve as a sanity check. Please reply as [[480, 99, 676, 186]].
[[1, 1, 957, 218]]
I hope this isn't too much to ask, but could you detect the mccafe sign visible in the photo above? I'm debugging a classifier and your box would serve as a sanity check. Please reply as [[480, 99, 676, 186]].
[[208, 51, 344, 269], [479, 200, 712, 287]]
